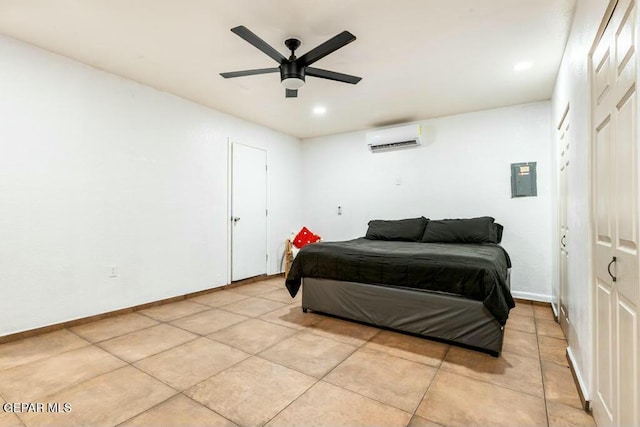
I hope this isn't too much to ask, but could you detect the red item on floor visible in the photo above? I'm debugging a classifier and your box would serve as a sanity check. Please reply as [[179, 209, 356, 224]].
[[293, 227, 321, 248]]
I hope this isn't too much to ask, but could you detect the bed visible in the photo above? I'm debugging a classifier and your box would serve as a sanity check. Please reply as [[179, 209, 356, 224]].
[[285, 217, 514, 356]]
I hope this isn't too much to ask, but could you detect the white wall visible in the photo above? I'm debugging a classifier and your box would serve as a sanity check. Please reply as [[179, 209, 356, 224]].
[[0, 35, 301, 336], [551, 0, 611, 402], [301, 102, 553, 301]]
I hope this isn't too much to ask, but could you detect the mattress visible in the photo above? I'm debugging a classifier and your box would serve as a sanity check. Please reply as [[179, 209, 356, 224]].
[[285, 238, 514, 324]]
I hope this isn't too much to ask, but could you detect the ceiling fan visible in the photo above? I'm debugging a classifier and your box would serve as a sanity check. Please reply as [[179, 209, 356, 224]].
[[220, 26, 362, 98]]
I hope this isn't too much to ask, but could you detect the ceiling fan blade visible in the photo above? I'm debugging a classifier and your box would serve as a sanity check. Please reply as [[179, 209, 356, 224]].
[[306, 67, 362, 84], [297, 31, 356, 66], [220, 68, 279, 78], [231, 26, 286, 64], [286, 89, 298, 98]]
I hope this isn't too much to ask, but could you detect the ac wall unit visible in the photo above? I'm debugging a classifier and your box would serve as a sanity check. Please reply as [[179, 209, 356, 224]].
[[366, 124, 422, 152]]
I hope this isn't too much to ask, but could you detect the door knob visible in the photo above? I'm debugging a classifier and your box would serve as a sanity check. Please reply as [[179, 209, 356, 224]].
[[607, 256, 617, 282], [232, 217, 241, 223]]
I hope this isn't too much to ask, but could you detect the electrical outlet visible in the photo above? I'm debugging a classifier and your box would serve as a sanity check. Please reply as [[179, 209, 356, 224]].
[[108, 265, 118, 278]]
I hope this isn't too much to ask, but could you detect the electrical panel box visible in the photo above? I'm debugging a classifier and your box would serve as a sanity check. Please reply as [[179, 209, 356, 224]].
[[511, 162, 537, 198]]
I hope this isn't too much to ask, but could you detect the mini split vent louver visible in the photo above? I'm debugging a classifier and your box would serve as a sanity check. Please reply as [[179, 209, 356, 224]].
[[366, 124, 422, 152]]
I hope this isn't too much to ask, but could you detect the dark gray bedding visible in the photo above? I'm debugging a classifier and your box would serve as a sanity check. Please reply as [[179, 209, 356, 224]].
[[285, 238, 514, 324]]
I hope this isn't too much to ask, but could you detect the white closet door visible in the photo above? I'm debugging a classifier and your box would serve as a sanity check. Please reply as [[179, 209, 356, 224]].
[[592, 0, 640, 425], [557, 105, 570, 336]]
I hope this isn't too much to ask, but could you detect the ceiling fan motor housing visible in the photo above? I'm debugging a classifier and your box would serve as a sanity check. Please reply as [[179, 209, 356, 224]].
[[280, 61, 305, 82]]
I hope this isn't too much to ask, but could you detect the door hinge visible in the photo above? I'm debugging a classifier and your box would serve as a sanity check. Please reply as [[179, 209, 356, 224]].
[[266, 253, 268, 261], [266, 209, 268, 216], [265, 164, 268, 171]]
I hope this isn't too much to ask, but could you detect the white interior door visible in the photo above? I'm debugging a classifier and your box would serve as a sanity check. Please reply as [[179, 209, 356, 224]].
[[231, 142, 267, 281], [557, 105, 570, 336], [592, 0, 640, 425]]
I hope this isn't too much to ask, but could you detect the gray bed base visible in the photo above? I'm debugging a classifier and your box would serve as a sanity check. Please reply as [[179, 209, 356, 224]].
[[302, 274, 510, 356]]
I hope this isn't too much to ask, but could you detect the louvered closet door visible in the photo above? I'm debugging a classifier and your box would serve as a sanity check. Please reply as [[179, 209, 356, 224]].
[[591, 0, 640, 426]]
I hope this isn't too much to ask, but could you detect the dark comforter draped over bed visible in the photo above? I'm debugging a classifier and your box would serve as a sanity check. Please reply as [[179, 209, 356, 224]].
[[285, 238, 515, 325]]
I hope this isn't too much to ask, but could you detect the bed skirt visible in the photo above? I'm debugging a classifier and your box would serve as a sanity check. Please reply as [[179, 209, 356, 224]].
[[302, 274, 510, 356]]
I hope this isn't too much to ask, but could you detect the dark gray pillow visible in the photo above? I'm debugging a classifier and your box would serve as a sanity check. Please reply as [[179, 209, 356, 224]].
[[365, 217, 428, 242], [421, 217, 497, 243]]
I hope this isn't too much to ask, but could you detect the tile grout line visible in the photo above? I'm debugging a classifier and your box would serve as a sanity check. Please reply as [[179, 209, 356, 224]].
[[9, 403, 28, 427], [429, 309, 550, 404], [83, 311, 208, 376], [170, 351, 253, 400], [113, 333, 254, 425], [295, 310, 384, 348], [308, 342, 435, 420], [409, 302, 550, 425], [299, 329, 427, 416], [101, 300, 253, 359], [536, 310, 551, 427], [123, 290, 298, 362], [83, 282, 283, 343], [32, 305, 534, 425], [126, 281, 291, 425], [213, 298, 289, 319], [405, 344, 452, 426], [437, 351, 547, 401], [0, 388, 25, 427], [72, 321, 161, 345], [189, 282, 296, 317], [7, 280, 566, 427], [256, 306, 319, 330], [163, 301, 295, 339], [106, 305, 234, 366], [204, 325, 298, 357], [260, 376, 321, 426], [130, 355, 250, 404], [135, 303, 213, 323], [251, 328, 358, 379], [9, 361, 133, 426], [160, 312, 248, 341], [4, 358, 125, 409], [1, 281, 285, 425], [112, 391, 180, 427], [260, 326, 384, 426], [169, 321, 242, 340], [324, 378, 417, 420], [180, 393, 238, 426], [0, 331, 93, 374], [357, 340, 448, 370], [94, 330, 201, 364], [0, 330, 134, 421]]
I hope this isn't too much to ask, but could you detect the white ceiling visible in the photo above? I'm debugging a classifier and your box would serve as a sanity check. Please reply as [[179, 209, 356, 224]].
[[0, 0, 575, 139]]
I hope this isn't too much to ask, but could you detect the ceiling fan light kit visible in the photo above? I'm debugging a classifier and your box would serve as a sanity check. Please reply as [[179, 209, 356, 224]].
[[220, 25, 362, 98], [282, 77, 305, 90]]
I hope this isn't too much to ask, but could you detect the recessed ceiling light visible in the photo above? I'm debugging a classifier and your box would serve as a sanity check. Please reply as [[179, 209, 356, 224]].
[[313, 106, 327, 116], [514, 61, 533, 72]]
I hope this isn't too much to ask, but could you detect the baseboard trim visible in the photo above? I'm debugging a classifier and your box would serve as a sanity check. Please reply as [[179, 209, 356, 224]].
[[566, 346, 591, 412], [511, 291, 552, 303], [227, 273, 274, 288], [0, 273, 285, 345]]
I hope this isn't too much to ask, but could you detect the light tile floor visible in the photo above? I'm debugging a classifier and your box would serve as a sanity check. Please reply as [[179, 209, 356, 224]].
[[0, 278, 595, 427]]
